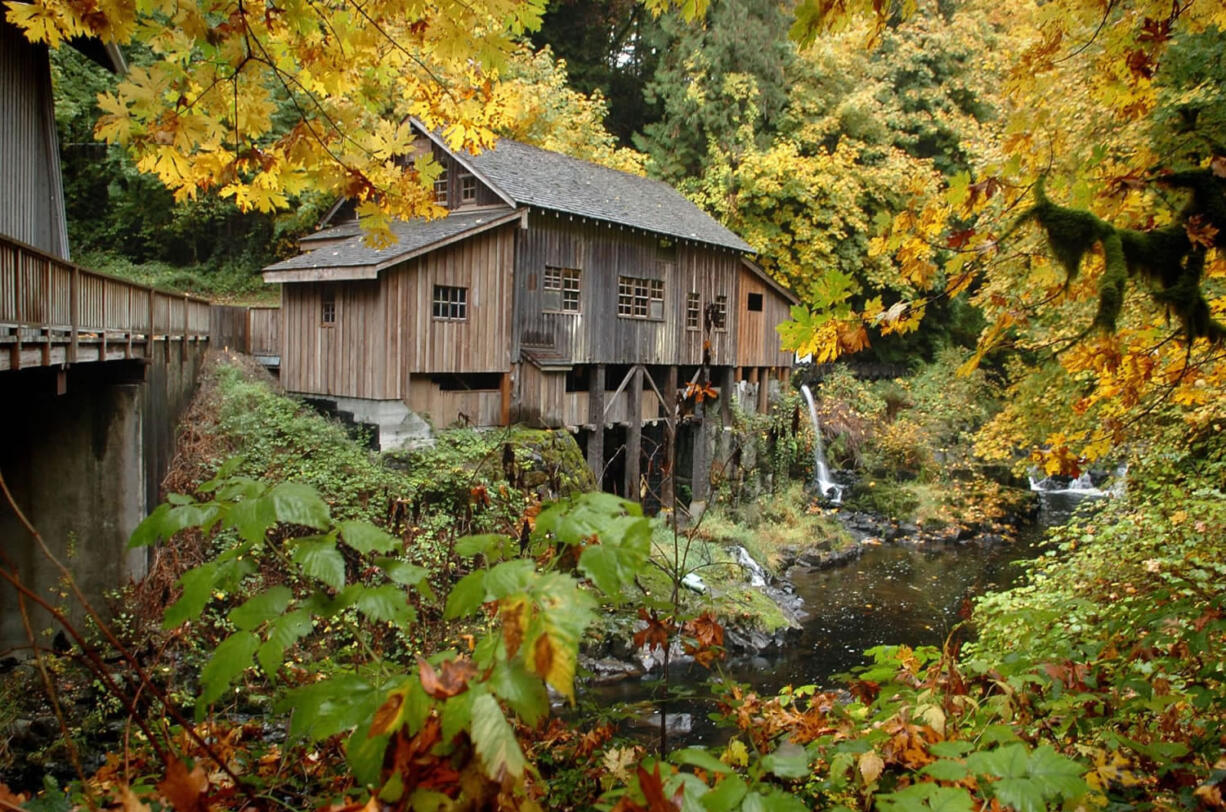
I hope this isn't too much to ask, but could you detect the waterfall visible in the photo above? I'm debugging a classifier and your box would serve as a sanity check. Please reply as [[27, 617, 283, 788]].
[[799, 384, 843, 503], [1028, 466, 1128, 498]]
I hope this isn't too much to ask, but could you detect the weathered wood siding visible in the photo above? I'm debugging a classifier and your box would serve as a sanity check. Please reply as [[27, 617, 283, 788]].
[[735, 266, 793, 368], [1, 21, 69, 258], [280, 279, 389, 399], [384, 225, 514, 381], [431, 144, 505, 209], [249, 307, 280, 357], [513, 213, 740, 366], [407, 379, 502, 428]]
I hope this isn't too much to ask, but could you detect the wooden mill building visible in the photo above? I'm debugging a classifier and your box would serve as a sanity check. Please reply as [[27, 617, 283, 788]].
[[263, 125, 796, 502]]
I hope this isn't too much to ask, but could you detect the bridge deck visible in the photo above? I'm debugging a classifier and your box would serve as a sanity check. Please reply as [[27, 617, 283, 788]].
[[0, 236, 211, 372]]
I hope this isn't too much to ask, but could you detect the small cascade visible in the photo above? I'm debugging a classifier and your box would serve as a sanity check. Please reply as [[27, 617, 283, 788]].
[[731, 545, 768, 587], [799, 384, 843, 503], [1028, 466, 1127, 498]]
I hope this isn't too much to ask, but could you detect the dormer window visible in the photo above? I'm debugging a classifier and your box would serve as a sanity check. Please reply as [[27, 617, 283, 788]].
[[433, 169, 448, 205], [459, 173, 477, 203]]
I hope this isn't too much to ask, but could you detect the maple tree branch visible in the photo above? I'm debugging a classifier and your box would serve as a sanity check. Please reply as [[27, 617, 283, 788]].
[[345, 0, 458, 104], [1053, 0, 1119, 66]]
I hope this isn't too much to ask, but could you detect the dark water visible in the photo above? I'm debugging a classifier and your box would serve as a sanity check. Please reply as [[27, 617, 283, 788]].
[[584, 491, 1097, 743]]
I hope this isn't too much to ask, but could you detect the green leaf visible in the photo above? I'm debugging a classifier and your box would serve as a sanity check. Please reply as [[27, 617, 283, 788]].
[[227, 495, 276, 544], [921, 758, 970, 781], [346, 719, 389, 788], [483, 559, 536, 600], [340, 520, 399, 555], [355, 584, 415, 626], [197, 631, 259, 715], [229, 586, 292, 631], [163, 561, 220, 629], [671, 747, 731, 775], [444, 570, 487, 619], [470, 693, 525, 779], [441, 690, 474, 745], [376, 557, 429, 587], [167, 492, 194, 505], [762, 741, 810, 779], [928, 741, 974, 758], [455, 533, 510, 559], [488, 661, 549, 726], [269, 481, 331, 529], [1024, 745, 1087, 801], [924, 787, 976, 812], [291, 537, 346, 591], [128, 503, 173, 548], [700, 774, 747, 812], [968, 743, 1028, 779], [280, 675, 380, 742], [267, 608, 314, 649]]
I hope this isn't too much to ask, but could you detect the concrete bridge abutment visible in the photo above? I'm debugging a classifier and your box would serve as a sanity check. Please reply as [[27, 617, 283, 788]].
[[0, 345, 206, 650]]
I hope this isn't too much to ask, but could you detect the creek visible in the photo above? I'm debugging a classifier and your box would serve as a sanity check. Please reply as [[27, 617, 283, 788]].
[[587, 489, 1100, 745]]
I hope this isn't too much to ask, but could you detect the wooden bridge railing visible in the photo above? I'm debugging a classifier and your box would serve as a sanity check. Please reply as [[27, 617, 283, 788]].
[[0, 235, 211, 372]]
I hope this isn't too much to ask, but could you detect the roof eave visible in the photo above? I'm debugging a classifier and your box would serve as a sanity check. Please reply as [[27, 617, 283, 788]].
[[741, 256, 799, 305], [262, 208, 524, 283]]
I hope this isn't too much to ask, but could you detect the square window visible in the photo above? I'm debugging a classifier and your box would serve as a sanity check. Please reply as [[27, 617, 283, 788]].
[[460, 173, 477, 202], [686, 292, 700, 330], [544, 267, 581, 312], [747, 292, 763, 312], [432, 285, 467, 320]]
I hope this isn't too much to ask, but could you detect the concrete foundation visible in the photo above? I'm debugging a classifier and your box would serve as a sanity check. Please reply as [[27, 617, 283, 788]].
[[0, 345, 206, 650], [299, 394, 434, 451]]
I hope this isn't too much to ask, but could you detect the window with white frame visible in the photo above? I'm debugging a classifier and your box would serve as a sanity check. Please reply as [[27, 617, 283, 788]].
[[543, 266, 581, 313], [432, 285, 467, 320], [618, 276, 664, 320], [459, 173, 477, 203], [686, 292, 700, 330], [433, 169, 448, 205]]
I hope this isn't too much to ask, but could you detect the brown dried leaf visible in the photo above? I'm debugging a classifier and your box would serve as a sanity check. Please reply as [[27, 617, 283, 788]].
[[156, 758, 209, 812], [419, 657, 477, 700], [369, 690, 404, 737]]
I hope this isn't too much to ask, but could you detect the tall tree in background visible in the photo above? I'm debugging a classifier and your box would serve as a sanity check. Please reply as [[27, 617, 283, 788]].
[[795, 0, 1226, 470], [636, 0, 795, 184], [693, 8, 994, 361], [528, 0, 663, 146]]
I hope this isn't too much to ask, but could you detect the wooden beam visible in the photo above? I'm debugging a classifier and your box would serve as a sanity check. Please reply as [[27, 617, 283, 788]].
[[69, 265, 78, 363], [719, 366, 734, 426], [603, 365, 638, 419], [586, 364, 605, 485], [624, 365, 643, 502], [499, 372, 512, 426], [757, 367, 769, 413], [691, 398, 709, 504]]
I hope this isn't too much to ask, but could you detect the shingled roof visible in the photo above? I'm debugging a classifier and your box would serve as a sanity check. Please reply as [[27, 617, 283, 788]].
[[263, 207, 520, 281], [453, 137, 753, 253]]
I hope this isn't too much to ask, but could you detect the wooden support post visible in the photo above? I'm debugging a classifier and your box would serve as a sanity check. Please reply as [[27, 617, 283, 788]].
[[691, 397, 709, 504], [719, 366, 733, 426], [499, 372, 512, 426], [69, 265, 78, 364], [41, 261, 51, 366], [586, 364, 605, 486], [146, 287, 154, 355], [180, 294, 189, 361], [124, 287, 133, 358], [624, 365, 643, 502], [99, 280, 107, 361], [757, 367, 769, 413], [662, 365, 678, 508]]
